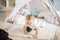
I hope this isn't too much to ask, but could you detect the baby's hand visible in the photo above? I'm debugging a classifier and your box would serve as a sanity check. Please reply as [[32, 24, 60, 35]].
[[25, 32, 29, 34], [33, 35, 38, 38]]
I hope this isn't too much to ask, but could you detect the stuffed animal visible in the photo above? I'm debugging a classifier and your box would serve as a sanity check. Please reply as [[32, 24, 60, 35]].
[[26, 26, 32, 32]]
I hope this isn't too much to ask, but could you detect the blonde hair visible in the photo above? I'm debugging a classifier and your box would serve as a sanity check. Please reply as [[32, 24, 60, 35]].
[[26, 15, 34, 21]]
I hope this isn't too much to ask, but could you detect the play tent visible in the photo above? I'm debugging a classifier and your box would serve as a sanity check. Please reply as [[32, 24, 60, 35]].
[[3, 0, 59, 40], [4, 0, 60, 25]]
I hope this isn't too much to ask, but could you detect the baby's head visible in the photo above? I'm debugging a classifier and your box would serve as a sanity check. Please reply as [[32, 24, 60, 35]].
[[26, 15, 34, 26]]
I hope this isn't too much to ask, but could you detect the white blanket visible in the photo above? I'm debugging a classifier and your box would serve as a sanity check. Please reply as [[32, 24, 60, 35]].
[[14, 14, 26, 26], [8, 19, 57, 40]]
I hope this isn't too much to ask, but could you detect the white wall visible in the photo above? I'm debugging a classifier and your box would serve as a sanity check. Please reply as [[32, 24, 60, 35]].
[[30, 0, 46, 11], [9, 0, 15, 8], [15, 0, 19, 5], [54, 0, 60, 11]]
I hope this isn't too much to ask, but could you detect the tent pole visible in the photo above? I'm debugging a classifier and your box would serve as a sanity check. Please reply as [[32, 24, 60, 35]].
[[39, 0, 60, 25], [48, 0, 60, 25]]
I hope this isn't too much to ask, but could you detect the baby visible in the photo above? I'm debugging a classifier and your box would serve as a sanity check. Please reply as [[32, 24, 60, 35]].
[[23, 15, 39, 38]]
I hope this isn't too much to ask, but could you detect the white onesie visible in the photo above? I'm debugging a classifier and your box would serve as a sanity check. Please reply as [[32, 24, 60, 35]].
[[25, 19, 38, 35]]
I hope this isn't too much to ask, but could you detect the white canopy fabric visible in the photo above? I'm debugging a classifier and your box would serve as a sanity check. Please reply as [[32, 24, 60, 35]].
[[5, 0, 31, 22], [4, 0, 59, 25]]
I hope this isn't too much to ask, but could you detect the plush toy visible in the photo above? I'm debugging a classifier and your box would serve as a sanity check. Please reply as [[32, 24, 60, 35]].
[[26, 26, 32, 32], [31, 8, 39, 17], [22, 3, 31, 16]]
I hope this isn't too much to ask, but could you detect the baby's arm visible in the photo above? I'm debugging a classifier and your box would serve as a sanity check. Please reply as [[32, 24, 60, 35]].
[[33, 27, 39, 38], [35, 28, 39, 35], [23, 25, 29, 34]]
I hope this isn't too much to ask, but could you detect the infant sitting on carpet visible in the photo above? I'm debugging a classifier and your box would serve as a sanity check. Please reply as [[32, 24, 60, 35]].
[[23, 14, 39, 38]]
